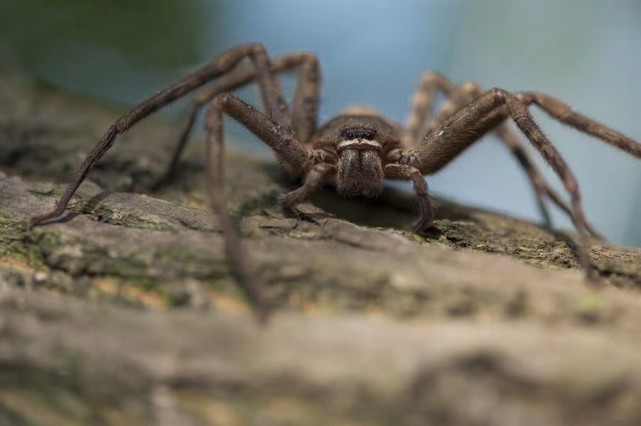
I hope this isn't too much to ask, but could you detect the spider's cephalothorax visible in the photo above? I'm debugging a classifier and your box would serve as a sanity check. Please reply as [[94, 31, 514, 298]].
[[318, 115, 402, 198], [30, 43, 641, 319]]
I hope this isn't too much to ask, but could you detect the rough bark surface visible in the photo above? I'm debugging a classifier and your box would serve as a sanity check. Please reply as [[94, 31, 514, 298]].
[[1, 68, 641, 425]]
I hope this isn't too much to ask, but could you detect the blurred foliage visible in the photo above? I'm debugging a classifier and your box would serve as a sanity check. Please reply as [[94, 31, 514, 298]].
[[0, 0, 213, 70]]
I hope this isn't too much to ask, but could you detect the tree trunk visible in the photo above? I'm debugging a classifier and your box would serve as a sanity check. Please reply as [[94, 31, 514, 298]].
[[1, 68, 641, 425]]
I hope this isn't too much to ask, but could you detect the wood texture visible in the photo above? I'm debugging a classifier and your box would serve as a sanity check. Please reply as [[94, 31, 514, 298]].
[[1, 71, 641, 425]]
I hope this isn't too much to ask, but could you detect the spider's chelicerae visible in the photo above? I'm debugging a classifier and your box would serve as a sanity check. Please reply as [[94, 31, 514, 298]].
[[31, 44, 641, 320]]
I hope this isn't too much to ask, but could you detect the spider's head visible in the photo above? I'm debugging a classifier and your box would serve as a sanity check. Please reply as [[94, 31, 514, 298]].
[[335, 127, 384, 198]]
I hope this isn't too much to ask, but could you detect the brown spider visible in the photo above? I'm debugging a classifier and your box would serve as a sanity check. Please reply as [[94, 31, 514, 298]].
[[30, 44, 641, 320]]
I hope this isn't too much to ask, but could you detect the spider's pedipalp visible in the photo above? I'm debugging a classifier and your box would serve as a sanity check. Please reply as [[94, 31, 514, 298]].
[[280, 162, 334, 218], [384, 163, 433, 232]]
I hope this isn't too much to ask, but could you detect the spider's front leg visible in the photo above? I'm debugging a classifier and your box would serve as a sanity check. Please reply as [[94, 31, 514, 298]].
[[419, 78, 602, 238], [205, 92, 314, 319], [29, 43, 290, 228], [405, 72, 575, 233], [410, 88, 641, 278]]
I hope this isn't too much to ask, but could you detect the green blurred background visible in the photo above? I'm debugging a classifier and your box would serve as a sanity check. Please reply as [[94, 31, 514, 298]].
[[1, 0, 640, 246]]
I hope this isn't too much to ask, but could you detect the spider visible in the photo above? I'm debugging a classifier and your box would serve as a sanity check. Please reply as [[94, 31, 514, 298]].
[[30, 44, 641, 320]]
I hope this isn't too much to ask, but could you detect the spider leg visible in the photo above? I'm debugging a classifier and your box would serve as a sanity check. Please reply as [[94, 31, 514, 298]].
[[403, 72, 584, 233], [416, 88, 640, 278], [158, 52, 322, 186], [279, 163, 334, 221], [436, 81, 603, 239], [516, 92, 641, 159], [404, 71, 456, 147], [30, 43, 291, 227], [384, 164, 433, 232], [205, 92, 315, 321], [494, 117, 602, 240]]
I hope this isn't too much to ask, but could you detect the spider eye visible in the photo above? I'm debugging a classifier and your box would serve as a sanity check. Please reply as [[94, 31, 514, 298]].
[[342, 128, 377, 140]]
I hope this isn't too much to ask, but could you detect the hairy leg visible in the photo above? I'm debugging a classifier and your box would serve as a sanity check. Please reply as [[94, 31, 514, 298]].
[[404, 70, 456, 147], [416, 88, 640, 277], [30, 43, 291, 227], [404, 72, 577, 232], [384, 164, 433, 232], [279, 163, 334, 220], [204, 92, 317, 320], [517, 92, 641, 159], [403, 72, 551, 231], [158, 53, 322, 186], [435, 80, 603, 238]]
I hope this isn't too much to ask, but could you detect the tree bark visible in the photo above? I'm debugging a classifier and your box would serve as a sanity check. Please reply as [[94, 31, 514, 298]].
[[1, 70, 641, 425]]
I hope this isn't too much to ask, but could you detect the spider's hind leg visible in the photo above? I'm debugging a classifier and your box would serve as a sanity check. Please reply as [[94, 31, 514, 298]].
[[404, 70, 457, 147]]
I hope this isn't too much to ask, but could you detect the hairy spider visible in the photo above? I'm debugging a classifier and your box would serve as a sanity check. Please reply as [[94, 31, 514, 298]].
[[30, 44, 641, 320]]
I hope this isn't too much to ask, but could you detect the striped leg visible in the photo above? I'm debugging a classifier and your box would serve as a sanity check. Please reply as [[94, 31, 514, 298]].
[[404, 71, 456, 147]]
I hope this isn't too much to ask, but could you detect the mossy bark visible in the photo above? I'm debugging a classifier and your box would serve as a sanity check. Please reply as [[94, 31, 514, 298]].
[[1, 69, 641, 425]]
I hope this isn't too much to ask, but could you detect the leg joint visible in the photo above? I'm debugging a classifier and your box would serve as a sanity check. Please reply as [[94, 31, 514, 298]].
[[460, 81, 483, 97], [390, 149, 423, 169], [249, 43, 267, 56], [205, 94, 233, 129], [300, 52, 319, 66], [210, 92, 232, 109], [488, 87, 508, 101], [421, 70, 445, 84]]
